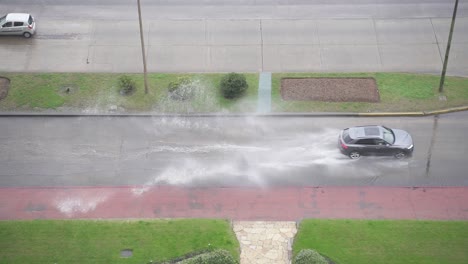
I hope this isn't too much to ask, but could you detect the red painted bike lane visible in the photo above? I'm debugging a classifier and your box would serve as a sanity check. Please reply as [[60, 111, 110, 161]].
[[1, 186, 467, 221]]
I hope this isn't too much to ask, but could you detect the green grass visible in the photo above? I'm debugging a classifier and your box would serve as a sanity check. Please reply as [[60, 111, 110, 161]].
[[0, 73, 259, 113], [1, 219, 467, 264], [0, 219, 239, 264], [272, 72, 468, 112], [1, 72, 467, 113], [293, 219, 468, 264]]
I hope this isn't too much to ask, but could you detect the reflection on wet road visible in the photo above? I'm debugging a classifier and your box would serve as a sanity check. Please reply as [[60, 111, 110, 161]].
[[0, 115, 467, 187]]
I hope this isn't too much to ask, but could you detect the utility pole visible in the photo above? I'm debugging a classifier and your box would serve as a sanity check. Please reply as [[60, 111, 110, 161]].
[[439, 0, 459, 93], [137, 0, 149, 94]]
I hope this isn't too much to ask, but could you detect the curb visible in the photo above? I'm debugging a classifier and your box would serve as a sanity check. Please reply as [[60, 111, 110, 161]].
[[358, 105, 468, 117], [0, 106, 467, 118]]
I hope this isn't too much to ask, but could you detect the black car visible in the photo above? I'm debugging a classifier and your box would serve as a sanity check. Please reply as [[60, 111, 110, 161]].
[[338, 125, 414, 159]]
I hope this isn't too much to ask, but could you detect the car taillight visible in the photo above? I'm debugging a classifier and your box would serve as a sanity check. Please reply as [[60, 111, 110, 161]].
[[341, 142, 348, 149], [28, 25, 32, 29]]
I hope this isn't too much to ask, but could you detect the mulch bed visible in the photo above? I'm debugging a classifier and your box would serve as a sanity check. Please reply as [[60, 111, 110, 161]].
[[281, 77, 380, 102], [0, 77, 10, 101]]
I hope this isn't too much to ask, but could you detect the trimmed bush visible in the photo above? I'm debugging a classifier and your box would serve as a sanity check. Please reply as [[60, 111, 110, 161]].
[[220, 73, 248, 99], [176, 250, 237, 264], [167, 76, 196, 100], [294, 249, 328, 264], [118, 75, 136, 95]]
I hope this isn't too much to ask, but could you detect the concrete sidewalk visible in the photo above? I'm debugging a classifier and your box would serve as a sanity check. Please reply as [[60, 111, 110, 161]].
[[1, 18, 468, 76], [1, 186, 467, 221]]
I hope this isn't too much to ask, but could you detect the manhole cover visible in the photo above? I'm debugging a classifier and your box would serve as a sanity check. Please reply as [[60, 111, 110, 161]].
[[120, 249, 133, 258], [0, 76, 10, 101], [59, 84, 78, 95]]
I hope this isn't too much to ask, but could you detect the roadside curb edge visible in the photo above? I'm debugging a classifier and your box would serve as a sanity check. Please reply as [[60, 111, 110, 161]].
[[0, 106, 467, 117]]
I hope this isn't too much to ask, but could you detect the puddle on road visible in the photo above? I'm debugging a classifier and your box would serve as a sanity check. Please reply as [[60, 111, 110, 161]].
[[126, 117, 412, 190], [0, 116, 412, 189]]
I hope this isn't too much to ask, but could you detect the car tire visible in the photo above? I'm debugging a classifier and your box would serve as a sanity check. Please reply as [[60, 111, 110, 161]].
[[23, 32, 32, 38], [349, 151, 361, 159], [394, 151, 406, 159]]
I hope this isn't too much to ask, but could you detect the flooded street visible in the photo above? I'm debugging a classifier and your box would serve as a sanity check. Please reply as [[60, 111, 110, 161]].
[[0, 114, 467, 187]]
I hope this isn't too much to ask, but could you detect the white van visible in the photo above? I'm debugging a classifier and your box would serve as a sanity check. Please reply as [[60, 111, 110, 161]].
[[0, 13, 36, 38]]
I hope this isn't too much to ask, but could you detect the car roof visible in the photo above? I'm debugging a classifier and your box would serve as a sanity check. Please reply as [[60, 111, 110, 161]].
[[348, 125, 383, 139], [5, 13, 30, 21]]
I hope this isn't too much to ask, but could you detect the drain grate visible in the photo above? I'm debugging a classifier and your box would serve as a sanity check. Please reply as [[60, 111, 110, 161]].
[[120, 249, 133, 258], [58, 84, 78, 95]]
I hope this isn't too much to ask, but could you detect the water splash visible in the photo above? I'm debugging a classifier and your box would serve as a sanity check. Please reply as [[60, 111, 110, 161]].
[[155, 77, 219, 113], [55, 193, 109, 217], [81, 85, 122, 114]]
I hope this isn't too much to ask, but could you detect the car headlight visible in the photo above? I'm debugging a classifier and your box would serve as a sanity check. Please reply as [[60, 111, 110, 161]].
[[407, 144, 413, 149]]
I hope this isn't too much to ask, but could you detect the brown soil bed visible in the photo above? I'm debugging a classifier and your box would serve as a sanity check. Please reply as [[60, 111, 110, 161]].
[[0, 77, 10, 101], [281, 77, 380, 102]]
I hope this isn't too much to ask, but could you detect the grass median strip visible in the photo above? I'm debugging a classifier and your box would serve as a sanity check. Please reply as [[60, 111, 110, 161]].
[[0, 73, 259, 113], [0, 219, 239, 264], [293, 219, 468, 264], [0, 72, 467, 113]]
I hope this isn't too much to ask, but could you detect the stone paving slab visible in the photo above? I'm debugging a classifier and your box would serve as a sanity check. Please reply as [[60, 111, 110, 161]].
[[321, 45, 382, 72], [318, 19, 377, 45], [208, 45, 262, 72], [27, 44, 91, 72], [379, 44, 442, 73], [430, 17, 468, 44], [92, 20, 142, 46], [149, 20, 206, 45], [233, 221, 296, 264], [437, 43, 468, 76], [207, 20, 261, 45], [375, 19, 437, 44], [263, 45, 322, 72], [90, 45, 143, 73], [261, 20, 319, 45], [0, 45, 31, 72], [147, 45, 209, 72]]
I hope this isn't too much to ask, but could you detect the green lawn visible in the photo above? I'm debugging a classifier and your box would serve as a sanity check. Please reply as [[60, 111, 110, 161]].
[[1, 72, 467, 113], [293, 219, 468, 264], [1, 219, 467, 264], [272, 72, 468, 112], [0, 73, 259, 113], [0, 219, 239, 264]]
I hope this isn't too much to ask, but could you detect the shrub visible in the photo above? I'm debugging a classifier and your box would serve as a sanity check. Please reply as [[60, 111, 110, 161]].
[[220, 73, 248, 99], [167, 76, 196, 100], [293, 249, 328, 264], [118, 75, 136, 95], [176, 250, 237, 264]]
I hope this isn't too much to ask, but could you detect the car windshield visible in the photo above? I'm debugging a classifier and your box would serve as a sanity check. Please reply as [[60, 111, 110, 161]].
[[382, 127, 395, 144], [342, 129, 353, 143], [0, 15, 6, 24]]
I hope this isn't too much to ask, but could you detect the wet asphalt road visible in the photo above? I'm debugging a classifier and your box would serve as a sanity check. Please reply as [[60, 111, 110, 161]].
[[3, 0, 467, 20], [0, 113, 467, 188]]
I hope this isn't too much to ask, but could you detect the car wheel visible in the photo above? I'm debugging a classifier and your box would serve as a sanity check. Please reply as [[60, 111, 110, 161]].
[[394, 151, 406, 159], [349, 151, 361, 159], [23, 32, 32, 38]]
